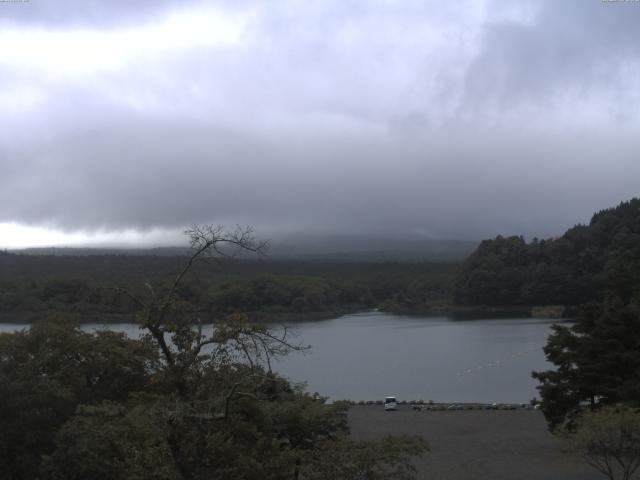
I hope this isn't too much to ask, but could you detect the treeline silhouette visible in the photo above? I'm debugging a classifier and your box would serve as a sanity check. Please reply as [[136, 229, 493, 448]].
[[0, 253, 456, 320], [3, 198, 638, 321], [453, 198, 640, 307]]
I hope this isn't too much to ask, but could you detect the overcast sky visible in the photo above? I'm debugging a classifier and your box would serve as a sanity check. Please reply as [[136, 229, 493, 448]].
[[1, 0, 639, 248]]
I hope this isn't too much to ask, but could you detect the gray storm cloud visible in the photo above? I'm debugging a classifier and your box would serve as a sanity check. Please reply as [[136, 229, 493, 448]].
[[1, 0, 639, 243], [0, 0, 194, 26]]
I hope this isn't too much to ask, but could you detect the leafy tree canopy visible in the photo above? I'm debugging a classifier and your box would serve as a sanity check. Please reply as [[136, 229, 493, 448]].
[[454, 198, 640, 307], [0, 226, 428, 480], [533, 298, 640, 430], [566, 406, 640, 480]]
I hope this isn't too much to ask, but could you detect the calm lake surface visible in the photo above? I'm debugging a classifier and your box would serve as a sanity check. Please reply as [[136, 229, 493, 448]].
[[0, 312, 563, 403]]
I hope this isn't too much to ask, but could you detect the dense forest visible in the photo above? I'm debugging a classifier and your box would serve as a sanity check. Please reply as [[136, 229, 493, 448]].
[[2, 202, 640, 477], [0, 253, 456, 322], [2, 198, 639, 322], [525, 200, 640, 431], [0, 228, 428, 479], [454, 198, 640, 308]]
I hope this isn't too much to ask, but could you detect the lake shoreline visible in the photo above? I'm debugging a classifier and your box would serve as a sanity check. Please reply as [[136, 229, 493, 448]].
[[385, 304, 571, 319], [0, 309, 357, 325], [2, 312, 559, 402], [0, 304, 571, 324]]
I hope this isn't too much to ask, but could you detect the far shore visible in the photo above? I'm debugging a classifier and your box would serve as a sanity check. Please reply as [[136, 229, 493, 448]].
[[385, 304, 571, 319], [0, 310, 350, 325], [0, 304, 572, 324]]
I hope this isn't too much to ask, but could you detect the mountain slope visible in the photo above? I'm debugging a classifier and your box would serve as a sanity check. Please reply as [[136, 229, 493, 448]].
[[453, 198, 640, 306]]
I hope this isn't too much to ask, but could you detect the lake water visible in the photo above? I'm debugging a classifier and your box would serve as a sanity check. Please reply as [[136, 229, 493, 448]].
[[0, 311, 563, 403]]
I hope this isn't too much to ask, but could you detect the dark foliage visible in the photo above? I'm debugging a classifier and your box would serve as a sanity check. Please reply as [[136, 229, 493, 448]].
[[454, 198, 640, 307], [0, 226, 428, 479], [532, 299, 640, 431], [0, 319, 158, 480], [0, 253, 457, 320]]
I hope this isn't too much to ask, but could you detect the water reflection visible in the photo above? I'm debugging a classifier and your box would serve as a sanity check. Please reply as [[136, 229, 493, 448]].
[[0, 312, 563, 403]]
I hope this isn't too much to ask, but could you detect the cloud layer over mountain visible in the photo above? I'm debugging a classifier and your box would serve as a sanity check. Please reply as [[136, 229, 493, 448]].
[[2, 0, 639, 246]]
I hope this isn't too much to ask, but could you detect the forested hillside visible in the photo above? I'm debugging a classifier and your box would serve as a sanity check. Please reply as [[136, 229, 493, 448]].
[[453, 198, 640, 307], [0, 253, 455, 321], [4, 199, 638, 320]]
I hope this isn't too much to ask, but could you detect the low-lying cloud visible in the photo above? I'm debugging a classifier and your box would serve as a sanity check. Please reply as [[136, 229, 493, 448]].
[[1, 0, 639, 245]]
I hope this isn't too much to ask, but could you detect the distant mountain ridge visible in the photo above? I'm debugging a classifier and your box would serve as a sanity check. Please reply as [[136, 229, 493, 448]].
[[11, 235, 478, 262], [10, 246, 192, 257]]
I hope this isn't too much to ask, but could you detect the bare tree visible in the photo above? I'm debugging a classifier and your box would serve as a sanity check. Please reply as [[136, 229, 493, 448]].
[[111, 225, 304, 397]]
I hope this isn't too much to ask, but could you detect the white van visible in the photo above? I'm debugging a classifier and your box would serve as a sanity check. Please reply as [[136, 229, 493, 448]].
[[384, 396, 397, 411]]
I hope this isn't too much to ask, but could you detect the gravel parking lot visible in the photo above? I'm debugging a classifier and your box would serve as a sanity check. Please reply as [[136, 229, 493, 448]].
[[348, 406, 603, 480]]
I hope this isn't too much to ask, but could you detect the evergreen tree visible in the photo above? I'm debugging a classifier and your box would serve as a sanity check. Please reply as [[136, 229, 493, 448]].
[[533, 298, 640, 430]]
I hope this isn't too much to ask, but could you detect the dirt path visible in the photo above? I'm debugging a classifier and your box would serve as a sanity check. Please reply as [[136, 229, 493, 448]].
[[348, 406, 603, 480]]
